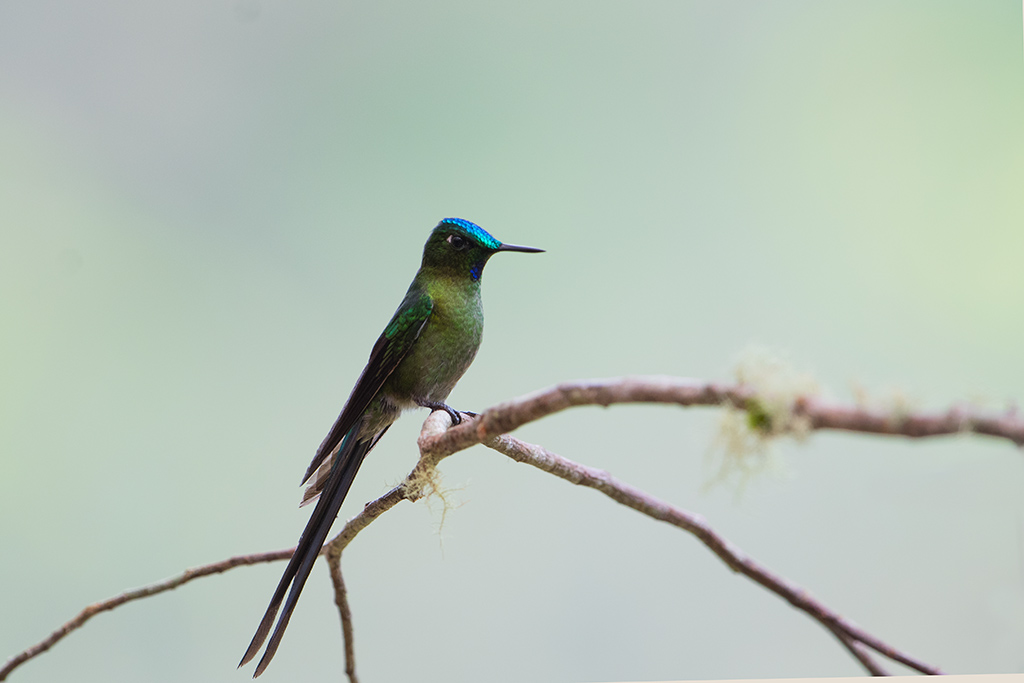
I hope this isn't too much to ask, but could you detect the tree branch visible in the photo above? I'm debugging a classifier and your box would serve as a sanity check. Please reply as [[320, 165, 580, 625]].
[[323, 485, 410, 683], [0, 548, 295, 681], [467, 430, 941, 675], [319, 441, 462, 683], [9, 375, 1013, 679], [422, 376, 1024, 457], [828, 625, 890, 676], [327, 557, 359, 683]]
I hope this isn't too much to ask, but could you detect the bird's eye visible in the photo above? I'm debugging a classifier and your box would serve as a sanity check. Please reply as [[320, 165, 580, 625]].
[[446, 234, 468, 250]]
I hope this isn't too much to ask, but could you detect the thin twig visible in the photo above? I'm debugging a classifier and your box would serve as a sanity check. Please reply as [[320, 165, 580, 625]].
[[327, 558, 359, 683], [326, 485, 413, 557], [0, 548, 295, 681], [322, 485, 411, 683], [320, 446, 467, 682], [471, 432, 942, 676], [828, 624, 890, 676]]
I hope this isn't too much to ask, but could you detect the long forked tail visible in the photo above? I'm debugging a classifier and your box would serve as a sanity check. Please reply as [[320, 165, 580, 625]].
[[239, 428, 381, 677]]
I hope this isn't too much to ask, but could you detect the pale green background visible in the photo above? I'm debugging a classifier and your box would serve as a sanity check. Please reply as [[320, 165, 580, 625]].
[[2, 2, 1023, 682]]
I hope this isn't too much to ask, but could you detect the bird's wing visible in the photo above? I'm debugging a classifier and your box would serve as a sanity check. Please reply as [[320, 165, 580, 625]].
[[240, 290, 435, 675], [300, 288, 433, 486]]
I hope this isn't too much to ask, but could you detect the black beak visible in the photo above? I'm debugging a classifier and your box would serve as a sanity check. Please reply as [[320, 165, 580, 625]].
[[497, 243, 544, 254]]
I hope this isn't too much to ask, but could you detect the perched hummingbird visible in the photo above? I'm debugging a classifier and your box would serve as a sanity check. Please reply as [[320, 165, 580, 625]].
[[239, 218, 543, 677]]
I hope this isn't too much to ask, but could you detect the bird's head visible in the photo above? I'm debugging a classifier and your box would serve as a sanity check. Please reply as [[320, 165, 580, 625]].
[[421, 218, 543, 282]]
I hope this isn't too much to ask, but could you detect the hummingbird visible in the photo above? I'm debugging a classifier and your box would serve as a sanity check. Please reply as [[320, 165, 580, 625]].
[[239, 217, 543, 677]]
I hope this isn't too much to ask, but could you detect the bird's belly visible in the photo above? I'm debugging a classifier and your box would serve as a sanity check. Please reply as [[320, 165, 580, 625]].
[[386, 308, 482, 406]]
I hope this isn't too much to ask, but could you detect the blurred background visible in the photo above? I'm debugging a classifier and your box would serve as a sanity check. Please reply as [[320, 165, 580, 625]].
[[2, 2, 1022, 682]]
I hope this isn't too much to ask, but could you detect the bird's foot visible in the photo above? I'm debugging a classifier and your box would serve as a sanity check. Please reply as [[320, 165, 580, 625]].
[[417, 400, 466, 425]]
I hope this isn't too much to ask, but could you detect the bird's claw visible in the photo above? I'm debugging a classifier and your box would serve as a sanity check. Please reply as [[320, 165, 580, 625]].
[[418, 400, 468, 426]]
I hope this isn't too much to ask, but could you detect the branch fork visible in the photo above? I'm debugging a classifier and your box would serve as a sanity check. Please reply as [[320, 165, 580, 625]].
[[9, 375, 1019, 680]]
